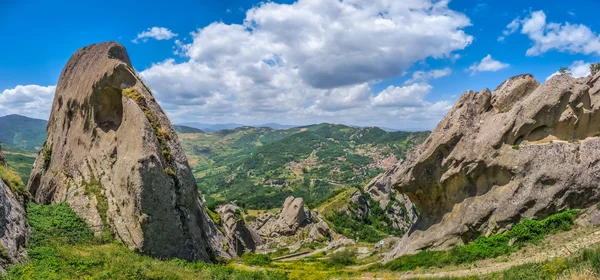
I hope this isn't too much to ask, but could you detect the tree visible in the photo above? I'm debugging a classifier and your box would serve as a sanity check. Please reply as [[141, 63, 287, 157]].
[[590, 63, 600, 76], [559, 67, 571, 75]]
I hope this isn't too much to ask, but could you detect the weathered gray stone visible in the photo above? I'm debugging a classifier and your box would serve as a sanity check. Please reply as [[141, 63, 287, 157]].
[[27, 41, 231, 262], [381, 73, 600, 261], [0, 151, 29, 273], [217, 204, 262, 256]]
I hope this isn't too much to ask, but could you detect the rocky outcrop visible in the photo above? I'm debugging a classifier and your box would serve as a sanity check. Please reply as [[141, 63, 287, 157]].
[[365, 173, 418, 230], [255, 196, 310, 237], [26, 42, 231, 261], [0, 151, 29, 273], [217, 204, 261, 256], [250, 196, 332, 252], [382, 73, 600, 261]]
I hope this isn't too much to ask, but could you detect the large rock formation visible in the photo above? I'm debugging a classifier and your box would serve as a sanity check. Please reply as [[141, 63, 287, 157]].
[[217, 204, 261, 256], [250, 196, 332, 251], [254, 196, 310, 237], [26, 42, 231, 261], [382, 73, 600, 261], [0, 150, 29, 273]]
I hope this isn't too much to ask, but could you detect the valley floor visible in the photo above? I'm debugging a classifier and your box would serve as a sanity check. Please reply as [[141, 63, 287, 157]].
[[4, 203, 600, 279]]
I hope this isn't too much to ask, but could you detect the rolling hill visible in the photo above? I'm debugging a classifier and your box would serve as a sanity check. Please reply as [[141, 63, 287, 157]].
[[179, 123, 429, 209], [0, 114, 47, 151]]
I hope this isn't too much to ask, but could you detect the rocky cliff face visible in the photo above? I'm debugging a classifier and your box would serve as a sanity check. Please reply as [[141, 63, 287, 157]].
[[382, 73, 600, 261], [27, 42, 231, 261], [0, 151, 29, 273], [217, 204, 261, 256], [365, 172, 418, 231]]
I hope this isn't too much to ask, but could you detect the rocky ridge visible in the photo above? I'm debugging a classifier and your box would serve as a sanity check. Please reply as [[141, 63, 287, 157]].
[[26, 42, 231, 261], [379, 73, 600, 261]]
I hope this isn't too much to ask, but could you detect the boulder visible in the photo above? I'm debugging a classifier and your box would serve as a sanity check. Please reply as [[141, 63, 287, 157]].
[[280, 196, 308, 232], [257, 196, 310, 237], [0, 151, 29, 273], [309, 220, 331, 241], [217, 204, 262, 256], [382, 73, 600, 261], [26, 42, 231, 261]]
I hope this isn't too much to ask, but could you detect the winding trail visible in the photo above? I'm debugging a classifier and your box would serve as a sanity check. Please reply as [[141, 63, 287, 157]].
[[272, 247, 329, 261]]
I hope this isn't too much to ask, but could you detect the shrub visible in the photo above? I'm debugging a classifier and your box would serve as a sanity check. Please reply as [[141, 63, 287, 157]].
[[512, 145, 520, 150], [242, 252, 272, 266], [0, 164, 26, 196], [591, 63, 600, 76], [325, 250, 356, 267], [559, 67, 572, 75]]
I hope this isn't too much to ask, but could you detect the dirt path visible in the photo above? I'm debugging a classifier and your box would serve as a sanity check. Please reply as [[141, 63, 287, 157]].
[[355, 227, 600, 279], [272, 247, 328, 261]]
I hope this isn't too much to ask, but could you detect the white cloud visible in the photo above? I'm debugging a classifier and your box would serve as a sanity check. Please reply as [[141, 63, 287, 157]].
[[0, 85, 56, 119], [546, 60, 591, 81], [140, 0, 470, 129], [371, 83, 432, 107], [498, 17, 521, 41], [132, 27, 178, 44], [467, 54, 509, 75], [404, 68, 452, 85], [500, 11, 600, 56]]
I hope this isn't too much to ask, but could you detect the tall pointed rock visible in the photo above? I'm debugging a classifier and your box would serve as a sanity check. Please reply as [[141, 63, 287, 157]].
[[27, 42, 232, 261]]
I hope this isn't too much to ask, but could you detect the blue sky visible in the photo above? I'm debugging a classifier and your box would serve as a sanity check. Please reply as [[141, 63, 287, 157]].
[[2, 0, 600, 129]]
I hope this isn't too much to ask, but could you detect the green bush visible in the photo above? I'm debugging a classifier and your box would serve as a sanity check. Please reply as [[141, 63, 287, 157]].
[[325, 250, 356, 267], [242, 252, 272, 266], [0, 164, 26, 196]]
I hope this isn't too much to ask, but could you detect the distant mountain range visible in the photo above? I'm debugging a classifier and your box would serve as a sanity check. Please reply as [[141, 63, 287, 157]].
[[0, 114, 47, 151], [0, 114, 426, 151], [179, 122, 298, 132]]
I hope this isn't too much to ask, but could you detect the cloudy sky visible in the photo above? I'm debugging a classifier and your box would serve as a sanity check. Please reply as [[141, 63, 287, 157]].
[[2, 0, 600, 130]]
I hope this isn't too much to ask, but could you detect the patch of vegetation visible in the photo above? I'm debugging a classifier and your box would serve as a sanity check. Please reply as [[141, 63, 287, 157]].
[[122, 87, 174, 169], [244, 215, 257, 223], [3, 152, 36, 184], [512, 145, 520, 150], [242, 252, 272, 266], [327, 191, 406, 242], [591, 62, 600, 76], [324, 250, 356, 267], [0, 243, 9, 262], [41, 142, 52, 163], [559, 66, 572, 75], [0, 164, 27, 197], [80, 166, 112, 242], [5, 203, 287, 280], [384, 210, 579, 271], [205, 207, 221, 225]]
